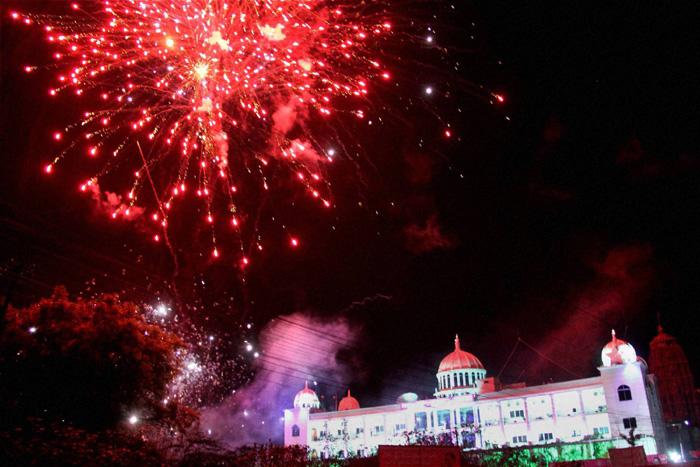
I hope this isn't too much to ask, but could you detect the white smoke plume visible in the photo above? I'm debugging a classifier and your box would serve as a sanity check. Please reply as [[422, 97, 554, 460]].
[[201, 312, 359, 446]]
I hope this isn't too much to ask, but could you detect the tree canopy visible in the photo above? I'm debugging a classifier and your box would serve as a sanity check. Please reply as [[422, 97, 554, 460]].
[[0, 287, 183, 429]]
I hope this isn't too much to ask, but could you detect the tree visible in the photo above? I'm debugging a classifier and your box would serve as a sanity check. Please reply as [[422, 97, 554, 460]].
[[620, 427, 641, 447], [0, 287, 184, 429]]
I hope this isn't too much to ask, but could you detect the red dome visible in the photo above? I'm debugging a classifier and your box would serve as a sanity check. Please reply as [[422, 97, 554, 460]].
[[438, 335, 484, 372], [338, 389, 360, 411]]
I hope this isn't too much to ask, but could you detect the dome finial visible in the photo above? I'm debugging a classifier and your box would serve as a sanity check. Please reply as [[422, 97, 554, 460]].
[[304, 380, 308, 389], [656, 311, 664, 334], [455, 334, 461, 350], [347, 389, 351, 397]]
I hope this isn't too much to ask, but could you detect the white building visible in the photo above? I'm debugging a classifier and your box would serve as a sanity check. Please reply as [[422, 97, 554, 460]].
[[283, 331, 667, 459]]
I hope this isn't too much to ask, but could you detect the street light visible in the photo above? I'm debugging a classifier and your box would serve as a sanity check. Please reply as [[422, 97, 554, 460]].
[[668, 421, 687, 463]]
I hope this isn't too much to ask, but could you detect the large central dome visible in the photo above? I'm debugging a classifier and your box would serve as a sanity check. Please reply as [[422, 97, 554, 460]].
[[438, 335, 484, 372], [435, 335, 486, 398]]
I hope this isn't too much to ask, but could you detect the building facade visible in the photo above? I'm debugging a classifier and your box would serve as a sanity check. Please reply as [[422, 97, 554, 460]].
[[284, 332, 667, 459]]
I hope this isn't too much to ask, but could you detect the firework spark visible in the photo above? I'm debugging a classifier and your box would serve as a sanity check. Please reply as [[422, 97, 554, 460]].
[[11, 0, 392, 265]]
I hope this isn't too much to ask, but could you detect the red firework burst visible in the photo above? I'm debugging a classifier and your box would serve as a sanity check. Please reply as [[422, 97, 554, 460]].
[[11, 0, 392, 264]]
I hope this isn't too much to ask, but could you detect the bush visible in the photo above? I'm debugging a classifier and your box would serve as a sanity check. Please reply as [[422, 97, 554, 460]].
[[0, 419, 165, 466]]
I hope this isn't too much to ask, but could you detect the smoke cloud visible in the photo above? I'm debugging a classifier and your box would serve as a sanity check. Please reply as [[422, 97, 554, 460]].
[[201, 312, 359, 446], [272, 98, 300, 135], [269, 99, 326, 165], [286, 138, 326, 164], [84, 181, 145, 221], [527, 243, 655, 378], [403, 215, 457, 254]]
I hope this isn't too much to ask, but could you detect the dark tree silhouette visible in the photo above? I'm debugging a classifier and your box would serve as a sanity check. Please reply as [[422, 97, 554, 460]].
[[0, 286, 183, 429], [620, 427, 641, 447]]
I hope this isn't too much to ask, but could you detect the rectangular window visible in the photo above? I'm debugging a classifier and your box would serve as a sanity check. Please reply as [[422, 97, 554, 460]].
[[512, 435, 527, 444], [538, 432, 554, 442], [394, 423, 406, 433], [462, 431, 476, 448], [618, 386, 633, 401], [460, 407, 474, 426], [437, 409, 451, 429], [593, 426, 610, 437], [415, 412, 427, 431], [623, 417, 637, 429], [356, 427, 364, 435], [509, 409, 525, 419]]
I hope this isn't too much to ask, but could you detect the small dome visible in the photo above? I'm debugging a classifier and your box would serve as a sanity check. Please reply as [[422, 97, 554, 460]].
[[397, 392, 419, 403], [338, 389, 360, 411], [438, 335, 484, 373], [601, 329, 637, 367], [294, 381, 320, 409]]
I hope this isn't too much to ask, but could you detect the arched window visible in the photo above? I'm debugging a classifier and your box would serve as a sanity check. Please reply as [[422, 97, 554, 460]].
[[292, 424, 300, 437], [617, 385, 632, 401]]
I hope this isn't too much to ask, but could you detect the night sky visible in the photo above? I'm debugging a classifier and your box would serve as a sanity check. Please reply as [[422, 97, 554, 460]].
[[2, 0, 700, 413]]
